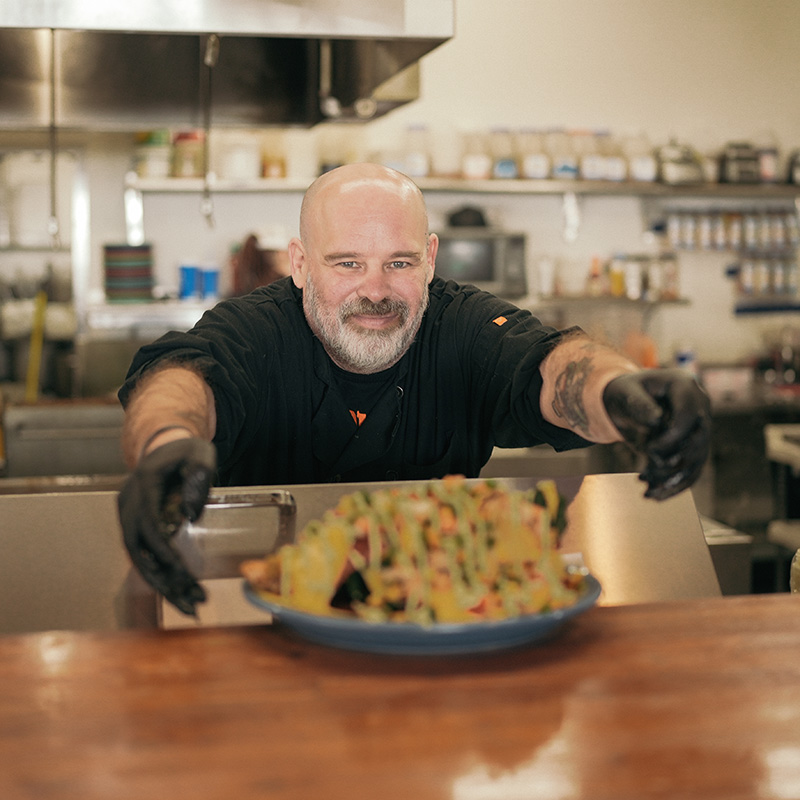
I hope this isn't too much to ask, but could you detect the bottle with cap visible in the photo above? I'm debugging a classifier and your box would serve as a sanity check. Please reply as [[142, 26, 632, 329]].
[[461, 131, 492, 180], [172, 131, 205, 178], [624, 132, 658, 182], [489, 128, 518, 179], [518, 128, 550, 179], [403, 124, 431, 178], [546, 129, 578, 180]]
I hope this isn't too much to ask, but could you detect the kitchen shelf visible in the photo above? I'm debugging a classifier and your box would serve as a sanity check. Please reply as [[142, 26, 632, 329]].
[[734, 301, 800, 315], [124, 173, 800, 199], [418, 178, 800, 200], [0, 244, 70, 254], [124, 174, 313, 193], [85, 300, 212, 333], [531, 294, 689, 308]]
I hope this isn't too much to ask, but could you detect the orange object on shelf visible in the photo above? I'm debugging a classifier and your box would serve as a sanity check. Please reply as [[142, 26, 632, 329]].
[[622, 330, 659, 368]]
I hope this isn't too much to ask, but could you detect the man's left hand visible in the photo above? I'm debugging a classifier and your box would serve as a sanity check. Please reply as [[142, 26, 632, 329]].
[[603, 369, 711, 501]]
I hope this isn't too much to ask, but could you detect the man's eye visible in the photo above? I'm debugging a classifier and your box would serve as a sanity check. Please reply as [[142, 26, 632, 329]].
[[390, 260, 410, 269], [338, 261, 358, 269]]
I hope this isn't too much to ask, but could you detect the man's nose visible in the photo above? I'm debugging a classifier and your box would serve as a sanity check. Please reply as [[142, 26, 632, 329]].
[[357, 267, 391, 302]]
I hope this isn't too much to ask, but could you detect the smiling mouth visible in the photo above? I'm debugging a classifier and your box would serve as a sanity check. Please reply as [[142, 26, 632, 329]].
[[341, 299, 408, 330], [347, 312, 400, 330]]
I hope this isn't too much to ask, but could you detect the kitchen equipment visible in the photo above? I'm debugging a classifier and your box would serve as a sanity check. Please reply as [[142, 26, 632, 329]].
[[0, 1, 453, 129], [656, 141, 704, 185], [2, 399, 125, 477], [787, 150, 800, 184], [434, 226, 528, 298], [720, 141, 761, 184], [174, 490, 296, 581]]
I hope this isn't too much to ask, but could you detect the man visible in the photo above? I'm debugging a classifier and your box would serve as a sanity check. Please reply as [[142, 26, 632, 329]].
[[118, 163, 710, 615]]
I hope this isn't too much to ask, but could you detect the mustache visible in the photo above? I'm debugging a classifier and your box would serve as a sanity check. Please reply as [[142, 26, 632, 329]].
[[341, 298, 409, 321]]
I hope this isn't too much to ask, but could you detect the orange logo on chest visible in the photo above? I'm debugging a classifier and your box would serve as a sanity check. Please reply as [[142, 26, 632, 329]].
[[349, 409, 367, 427]]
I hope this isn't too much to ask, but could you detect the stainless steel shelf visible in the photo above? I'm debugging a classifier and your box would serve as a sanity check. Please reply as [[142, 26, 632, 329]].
[[125, 174, 800, 199], [417, 178, 800, 199], [124, 175, 313, 193], [0, 245, 70, 254], [532, 294, 690, 307], [85, 300, 212, 332]]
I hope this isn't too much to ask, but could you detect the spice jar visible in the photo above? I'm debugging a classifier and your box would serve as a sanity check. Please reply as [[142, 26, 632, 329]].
[[172, 131, 205, 178]]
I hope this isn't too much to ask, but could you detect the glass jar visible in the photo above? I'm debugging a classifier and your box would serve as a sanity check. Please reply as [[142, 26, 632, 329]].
[[518, 128, 550, 179], [545, 129, 578, 180], [461, 132, 492, 180], [403, 124, 431, 178], [489, 128, 518, 179], [172, 131, 206, 178]]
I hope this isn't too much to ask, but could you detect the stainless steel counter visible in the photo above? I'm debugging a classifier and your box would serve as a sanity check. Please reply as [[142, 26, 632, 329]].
[[0, 473, 724, 635]]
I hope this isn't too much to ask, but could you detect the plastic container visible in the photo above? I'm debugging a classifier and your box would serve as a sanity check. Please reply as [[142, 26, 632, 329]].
[[545, 129, 578, 180], [576, 130, 604, 181], [461, 132, 492, 180], [201, 267, 220, 300], [220, 136, 262, 181], [489, 128, 518, 179], [624, 133, 658, 182], [172, 131, 205, 178], [403, 124, 431, 178], [179, 265, 200, 300], [135, 145, 172, 179], [518, 129, 550, 179], [608, 257, 626, 297]]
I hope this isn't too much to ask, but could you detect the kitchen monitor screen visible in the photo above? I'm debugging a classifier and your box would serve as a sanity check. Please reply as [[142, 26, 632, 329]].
[[435, 239, 494, 282]]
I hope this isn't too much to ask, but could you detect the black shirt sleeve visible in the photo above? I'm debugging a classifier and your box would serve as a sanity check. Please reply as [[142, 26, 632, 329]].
[[431, 280, 591, 453], [118, 280, 303, 472]]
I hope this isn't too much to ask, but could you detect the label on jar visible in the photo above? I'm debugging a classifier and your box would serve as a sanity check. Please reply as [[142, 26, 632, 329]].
[[492, 158, 518, 179], [625, 258, 643, 300], [629, 154, 658, 182], [521, 153, 550, 179], [461, 153, 492, 180], [551, 155, 578, 179]]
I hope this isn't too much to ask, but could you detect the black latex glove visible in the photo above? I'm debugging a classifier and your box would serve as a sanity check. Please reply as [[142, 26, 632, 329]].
[[118, 437, 217, 615], [603, 369, 711, 501]]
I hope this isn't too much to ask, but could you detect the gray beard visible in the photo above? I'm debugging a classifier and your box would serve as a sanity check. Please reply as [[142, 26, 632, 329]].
[[303, 275, 429, 374]]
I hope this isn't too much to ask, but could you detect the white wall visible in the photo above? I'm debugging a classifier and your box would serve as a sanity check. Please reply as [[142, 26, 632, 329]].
[[361, 0, 800, 366], [370, 0, 800, 151]]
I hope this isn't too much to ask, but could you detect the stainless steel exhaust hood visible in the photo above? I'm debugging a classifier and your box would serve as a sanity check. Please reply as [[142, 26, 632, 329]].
[[0, 1, 454, 129]]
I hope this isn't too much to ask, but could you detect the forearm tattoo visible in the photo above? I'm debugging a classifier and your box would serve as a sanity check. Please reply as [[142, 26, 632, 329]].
[[551, 356, 593, 436]]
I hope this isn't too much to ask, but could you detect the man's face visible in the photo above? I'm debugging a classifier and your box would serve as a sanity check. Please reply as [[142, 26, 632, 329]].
[[290, 172, 437, 374]]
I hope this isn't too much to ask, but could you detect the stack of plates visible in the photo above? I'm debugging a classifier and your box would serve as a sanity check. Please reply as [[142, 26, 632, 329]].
[[104, 244, 153, 302]]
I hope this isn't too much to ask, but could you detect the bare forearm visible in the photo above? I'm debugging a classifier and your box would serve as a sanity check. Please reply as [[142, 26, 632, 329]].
[[121, 366, 217, 467], [539, 335, 639, 443]]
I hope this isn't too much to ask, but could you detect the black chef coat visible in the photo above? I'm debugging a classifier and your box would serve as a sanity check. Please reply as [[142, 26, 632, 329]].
[[118, 276, 590, 486]]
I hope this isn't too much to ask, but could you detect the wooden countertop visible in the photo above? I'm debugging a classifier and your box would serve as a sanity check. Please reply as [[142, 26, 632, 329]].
[[2, 591, 799, 800]]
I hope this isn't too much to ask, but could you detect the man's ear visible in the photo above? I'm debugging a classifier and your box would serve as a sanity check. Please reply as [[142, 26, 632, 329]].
[[426, 233, 439, 283], [287, 238, 306, 288]]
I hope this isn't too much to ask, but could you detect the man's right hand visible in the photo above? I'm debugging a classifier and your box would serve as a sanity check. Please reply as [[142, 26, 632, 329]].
[[117, 438, 217, 616]]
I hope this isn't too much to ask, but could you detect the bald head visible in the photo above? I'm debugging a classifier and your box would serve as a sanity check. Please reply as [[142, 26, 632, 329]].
[[287, 162, 438, 373], [299, 163, 429, 247]]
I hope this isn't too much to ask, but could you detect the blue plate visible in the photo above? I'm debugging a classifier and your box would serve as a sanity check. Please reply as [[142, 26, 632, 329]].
[[242, 574, 601, 656]]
